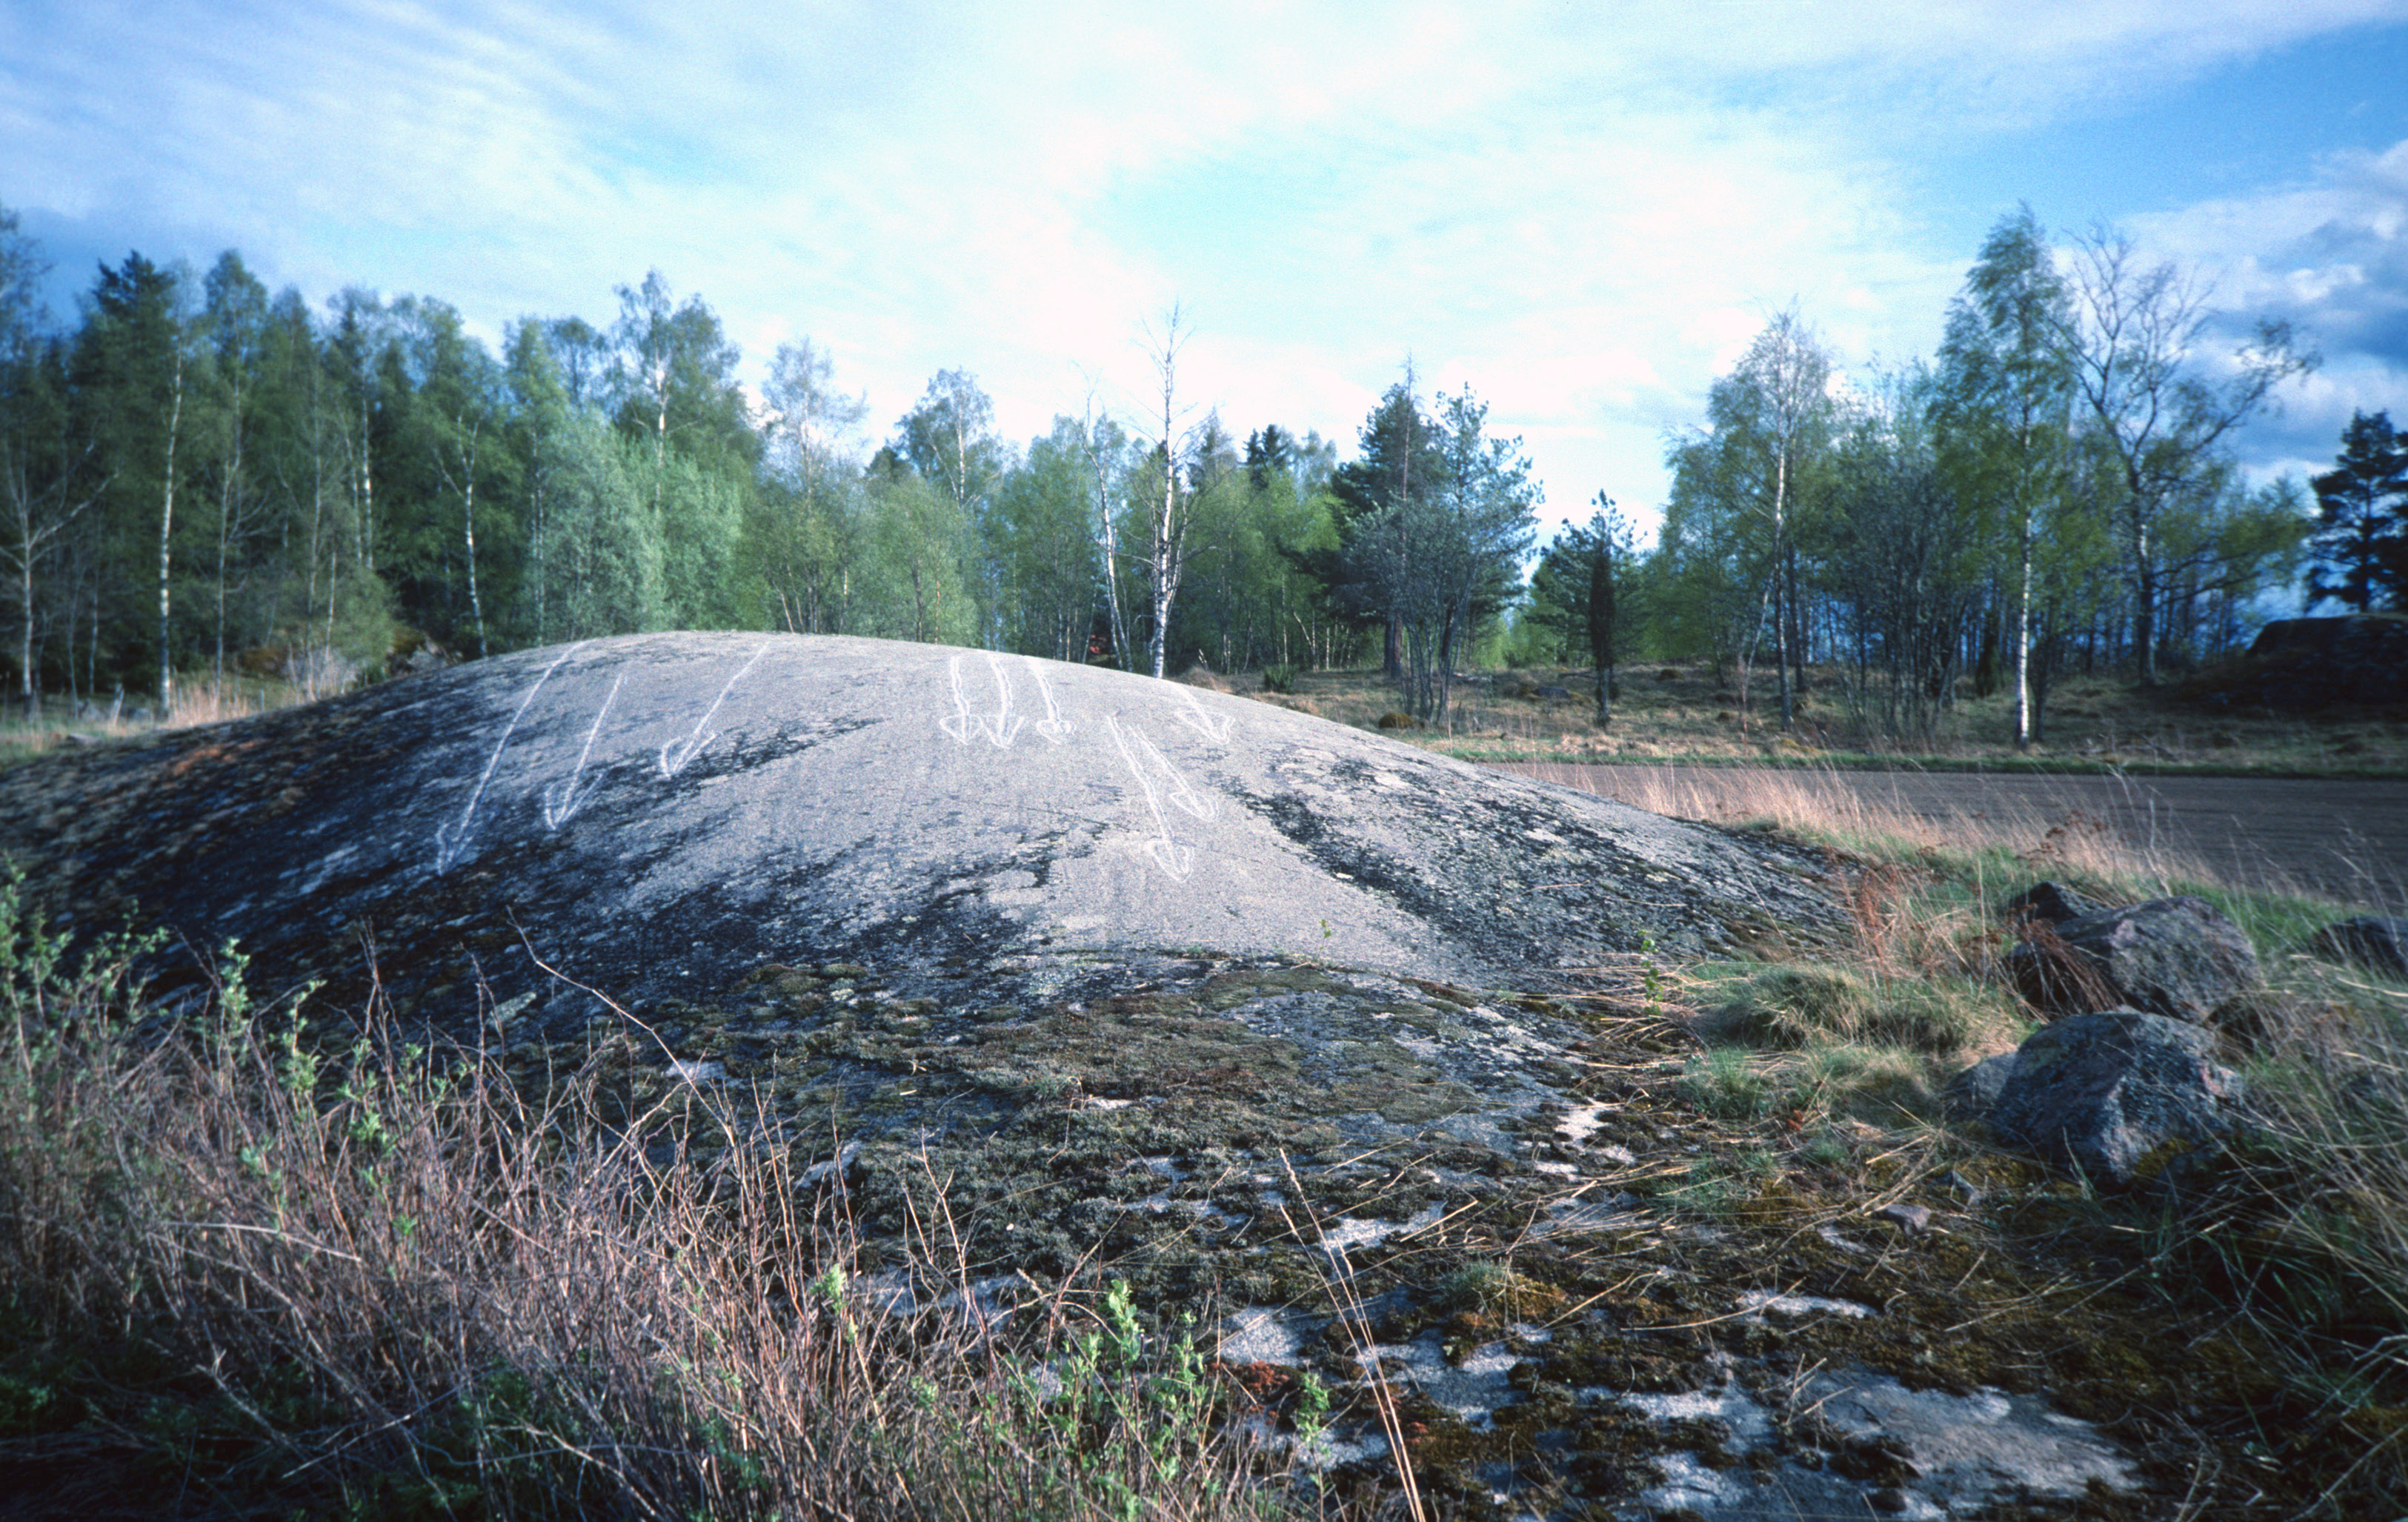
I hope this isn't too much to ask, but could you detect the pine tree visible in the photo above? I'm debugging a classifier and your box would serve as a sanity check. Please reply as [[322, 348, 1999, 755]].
[[2307, 410, 2408, 613]]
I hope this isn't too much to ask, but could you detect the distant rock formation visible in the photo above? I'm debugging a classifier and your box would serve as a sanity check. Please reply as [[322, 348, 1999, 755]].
[[2181, 614, 2408, 711]]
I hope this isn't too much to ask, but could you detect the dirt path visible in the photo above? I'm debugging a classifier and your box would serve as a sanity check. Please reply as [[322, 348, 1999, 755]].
[[1486, 762, 2408, 908]]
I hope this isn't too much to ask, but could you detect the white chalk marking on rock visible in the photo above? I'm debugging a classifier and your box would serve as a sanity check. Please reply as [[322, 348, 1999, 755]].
[[1106, 714, 1208, 880], [660, 640, 770, 777], [435, 643, 576, 874], [1024, 655, 1072, 743], [1738, 1289, 1877, 1320], [939, 651, 1026, 748], [1163, 683, 1234, 744], [542, 668, 624, 829], [1128, 722, 1216, 822]]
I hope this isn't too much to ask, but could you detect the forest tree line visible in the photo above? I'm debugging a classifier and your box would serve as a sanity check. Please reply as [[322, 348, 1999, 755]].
[[1512, 207, 2383, 746], [1, 197, 2394, 744], [0, 204, 1548, 725]]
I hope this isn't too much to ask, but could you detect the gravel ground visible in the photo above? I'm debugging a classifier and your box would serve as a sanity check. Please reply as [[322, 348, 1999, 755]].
[[1489, 763, 2408, 909]]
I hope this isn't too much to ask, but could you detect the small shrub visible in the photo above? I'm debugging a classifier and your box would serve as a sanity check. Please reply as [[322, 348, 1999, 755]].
[[1797, 1044, 1940, 1126], [1261, 664, 1300, 695], [1377, 711, 1414, 731], [1663, 1147, 1782, 1217]]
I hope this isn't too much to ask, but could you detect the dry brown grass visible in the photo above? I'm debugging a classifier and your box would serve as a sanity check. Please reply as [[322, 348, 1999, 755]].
[[0, 676, 305, 765], [0, 908, 1338, 1519], [1520, 756, 2236, 900], [1243, 662, 2408, 774]]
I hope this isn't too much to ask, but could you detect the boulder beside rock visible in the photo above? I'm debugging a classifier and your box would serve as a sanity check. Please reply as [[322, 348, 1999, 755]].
[[1998, 881, 2106, 928], [2307, 916, 2408, 979], [1940, 1051, 2020, 1121], [1987, 1010, 2247, 1189], [2008, 895, 2261, 1025]]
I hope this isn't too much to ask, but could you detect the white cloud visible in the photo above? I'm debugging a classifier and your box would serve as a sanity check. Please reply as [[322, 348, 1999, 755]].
[[6, 0, 2407, 533], [2129, 138, 2408, 475]]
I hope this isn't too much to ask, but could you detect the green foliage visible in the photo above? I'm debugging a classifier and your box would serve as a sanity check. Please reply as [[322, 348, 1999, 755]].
[[1660, 1144, 1780, 1217], [1680, 1046, 1785, 1123], [1321, 374, 1537, 719], [993, 417, 1107, 662], [0, 193, 2341, 719], [1520, 505, 1644, 670], [856, 468, 980, 645]]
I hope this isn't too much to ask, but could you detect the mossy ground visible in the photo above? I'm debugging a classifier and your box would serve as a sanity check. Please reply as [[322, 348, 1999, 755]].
[[422, 891, 2407, 1520]]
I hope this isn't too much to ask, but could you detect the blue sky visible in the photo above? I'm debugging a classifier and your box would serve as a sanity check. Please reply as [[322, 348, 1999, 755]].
[[4, 1, 2405, 544]]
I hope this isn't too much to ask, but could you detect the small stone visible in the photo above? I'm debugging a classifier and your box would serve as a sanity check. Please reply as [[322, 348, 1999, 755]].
[[1866, 1486, 1912, 1513], [1875, 1202, 1931, 1234]]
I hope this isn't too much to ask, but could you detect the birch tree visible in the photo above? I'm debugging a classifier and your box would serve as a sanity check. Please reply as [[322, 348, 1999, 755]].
[[754, 338, 868, 634], [200, 252, 272, 682], [84, 254, 199, 716], [1137, 306, 1198, 679], [1662, 311, 1835, 724], [1936, 206, 2075, 748], [1078, 404, 1138, 669], [1731, 309, 1834, 731], [2055, 227, 2314, 685], [0, 215, 104, 715]]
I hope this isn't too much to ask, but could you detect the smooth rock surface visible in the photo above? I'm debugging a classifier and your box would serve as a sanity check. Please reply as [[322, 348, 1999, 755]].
[[2009, 894, 2262, 1024], [0, 633, 1838, 1026], [1988, 1009, 2248, 1188]]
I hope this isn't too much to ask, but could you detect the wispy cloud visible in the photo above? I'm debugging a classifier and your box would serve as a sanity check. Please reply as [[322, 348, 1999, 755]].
[[2129, 139, 2408, 479], [4, 0, 2404, 529]]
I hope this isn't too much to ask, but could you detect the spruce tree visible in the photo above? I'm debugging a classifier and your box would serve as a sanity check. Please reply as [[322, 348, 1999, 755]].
[[2307, 410, 2408, 613]]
